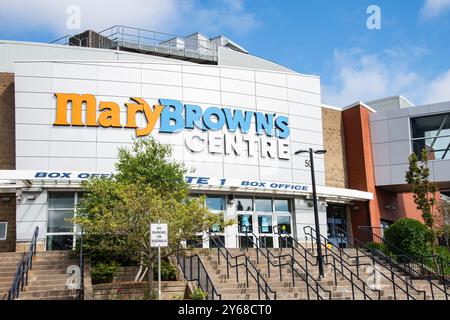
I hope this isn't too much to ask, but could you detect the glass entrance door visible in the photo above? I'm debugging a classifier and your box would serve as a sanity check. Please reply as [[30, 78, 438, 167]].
[[236, 197, 293, 248], [326, 204, 348, 248]]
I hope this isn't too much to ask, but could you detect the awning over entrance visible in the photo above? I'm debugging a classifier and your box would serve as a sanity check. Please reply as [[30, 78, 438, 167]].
[[0, 170, 373, 202]]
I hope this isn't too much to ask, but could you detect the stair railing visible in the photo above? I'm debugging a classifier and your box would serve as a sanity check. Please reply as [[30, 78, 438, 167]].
[[358, 226, 449, 300], [242, 230, 291, 281], [8, 226, 39, 300], [243, 229, 332, 300], [304, 226, 426, 300], [177, 253, 221, 300], [272, 227, 380, 300], [208, 232, 277, 300]]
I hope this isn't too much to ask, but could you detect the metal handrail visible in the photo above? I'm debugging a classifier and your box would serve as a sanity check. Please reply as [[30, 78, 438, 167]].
[[50, 25, 219, 61], [276, 226, 380, 300], [209, 232, 277, 300], [358, 226, 449, 300], [177, 253, 222, 300], [304, 226, 426, 300], [359, 225, 450, 277], [244, 229, 332, 300], [8, 226, 39, 300], [287, 228, 381, 300], [243, 230, 290, 280]]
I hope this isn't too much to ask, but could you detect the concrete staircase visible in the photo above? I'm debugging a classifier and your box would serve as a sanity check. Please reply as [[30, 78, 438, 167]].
[[191, 247, 449, 300], [0, 252, 25, 300], [15, 251, 81, 300]]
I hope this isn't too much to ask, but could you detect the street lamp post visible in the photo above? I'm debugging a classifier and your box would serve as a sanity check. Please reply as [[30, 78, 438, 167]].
[[295, 148, 326, 278]]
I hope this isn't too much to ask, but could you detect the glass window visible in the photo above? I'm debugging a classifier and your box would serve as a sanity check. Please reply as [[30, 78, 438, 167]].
[[46, 234, 73, 251], [48, 193, 76, 234], [411, 113, 450, 160], [209, 222, 223, 233], [236, 198, 253, 211], [0, 222, 7, 240], [260, 236, 273, 248], [258, 215, 273, 234], [47, 193, 76, 251], [255, 198, 272, 212], [239, 236, 254, 248], [411, 113, 450, 138], [274, 199, 290, 212], [186, 236, 204, 248], [47, 210, 74, 233], [48, 193, 75, 209], [238, 214, 253, 233], [277, 216, 291, 234], [278, 237, 293, 248], [209, 236, 225, 248], [205, 196, 224, 211]]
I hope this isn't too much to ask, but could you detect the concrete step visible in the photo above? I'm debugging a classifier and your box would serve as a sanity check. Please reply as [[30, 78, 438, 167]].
[[28, 274, 72, 281], [14, 288, 81, 299]]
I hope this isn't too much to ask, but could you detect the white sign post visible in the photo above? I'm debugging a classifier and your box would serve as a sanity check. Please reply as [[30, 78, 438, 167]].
[[150, 222, 168, 300]]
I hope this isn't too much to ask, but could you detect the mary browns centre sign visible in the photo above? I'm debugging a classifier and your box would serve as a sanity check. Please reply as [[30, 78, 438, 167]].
[[53, 93, 292, 160]]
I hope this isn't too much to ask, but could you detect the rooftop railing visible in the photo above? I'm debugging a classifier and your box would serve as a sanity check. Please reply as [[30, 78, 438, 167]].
[[50, 25, 219, 63]]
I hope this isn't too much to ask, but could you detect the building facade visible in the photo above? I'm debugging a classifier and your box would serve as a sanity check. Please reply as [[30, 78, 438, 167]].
[[0, 28, 448, 252]]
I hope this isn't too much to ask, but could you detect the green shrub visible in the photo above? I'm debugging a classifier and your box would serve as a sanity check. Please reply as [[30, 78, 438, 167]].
[[190, 287, 206, 300], [384, 218, 432, 259], [367, 242, 387, 253], [153, 259, 177, 281], [433, 246, 450, 275], [367, 242, 381, 251], [91, 262, 118, 284], [76, 234, 138, 267]]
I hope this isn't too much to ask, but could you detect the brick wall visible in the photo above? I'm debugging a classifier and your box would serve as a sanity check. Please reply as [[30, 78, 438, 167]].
[[0, 194, 16, 252], [322, 108, 348, 188], [0, 73, 16, 252], [0, 73, 15, 169], [342, 105, 382, 240]]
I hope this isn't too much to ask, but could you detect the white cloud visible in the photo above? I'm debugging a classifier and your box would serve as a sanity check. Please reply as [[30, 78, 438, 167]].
[[421, 0, 450, 18], [424, 69, 450, 103], [182, 0, 260, 35], [321, 48, 450, 107], [322, 49, 421, 107], [0, 0, 179, 35], [0, 0, 259, 38]]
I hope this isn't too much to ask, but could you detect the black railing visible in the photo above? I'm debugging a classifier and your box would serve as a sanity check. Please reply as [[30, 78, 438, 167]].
[[304, 226, 427, 300], [291, 228, 381, 300], [244, 229, 332, 300], [209, 232, 277, 300], [358, 226, 449, 300], [8, 226, 39, 300], [177, 253, 221, 300]]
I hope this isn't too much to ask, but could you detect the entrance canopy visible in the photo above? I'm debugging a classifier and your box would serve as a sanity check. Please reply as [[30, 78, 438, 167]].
[[0, 170, 373, 202]]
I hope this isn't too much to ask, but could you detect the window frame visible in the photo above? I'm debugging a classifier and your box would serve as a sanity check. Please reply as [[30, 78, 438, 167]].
[[46, 192, 81, 251], [410, 112, 450, 161], [0, 221, 7, 240]]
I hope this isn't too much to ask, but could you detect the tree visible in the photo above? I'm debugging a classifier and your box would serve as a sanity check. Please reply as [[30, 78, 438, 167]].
[[74, 137, 226, 296], [436, 199, 450, 248], [405, 149, 439, 242]]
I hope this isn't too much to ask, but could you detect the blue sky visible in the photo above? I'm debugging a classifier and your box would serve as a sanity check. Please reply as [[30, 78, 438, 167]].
[[1, 0, 449, 106]]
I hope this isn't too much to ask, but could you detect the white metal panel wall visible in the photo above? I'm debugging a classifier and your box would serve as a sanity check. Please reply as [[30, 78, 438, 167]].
[[370, 102, 450, 186], [14, 60, 325, 186], [16, 190, 47, 242]]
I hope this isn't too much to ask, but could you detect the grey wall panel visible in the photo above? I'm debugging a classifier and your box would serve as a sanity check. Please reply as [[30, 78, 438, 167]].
[[15, 60, 325, 186], [371, 102, 450, 186]]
